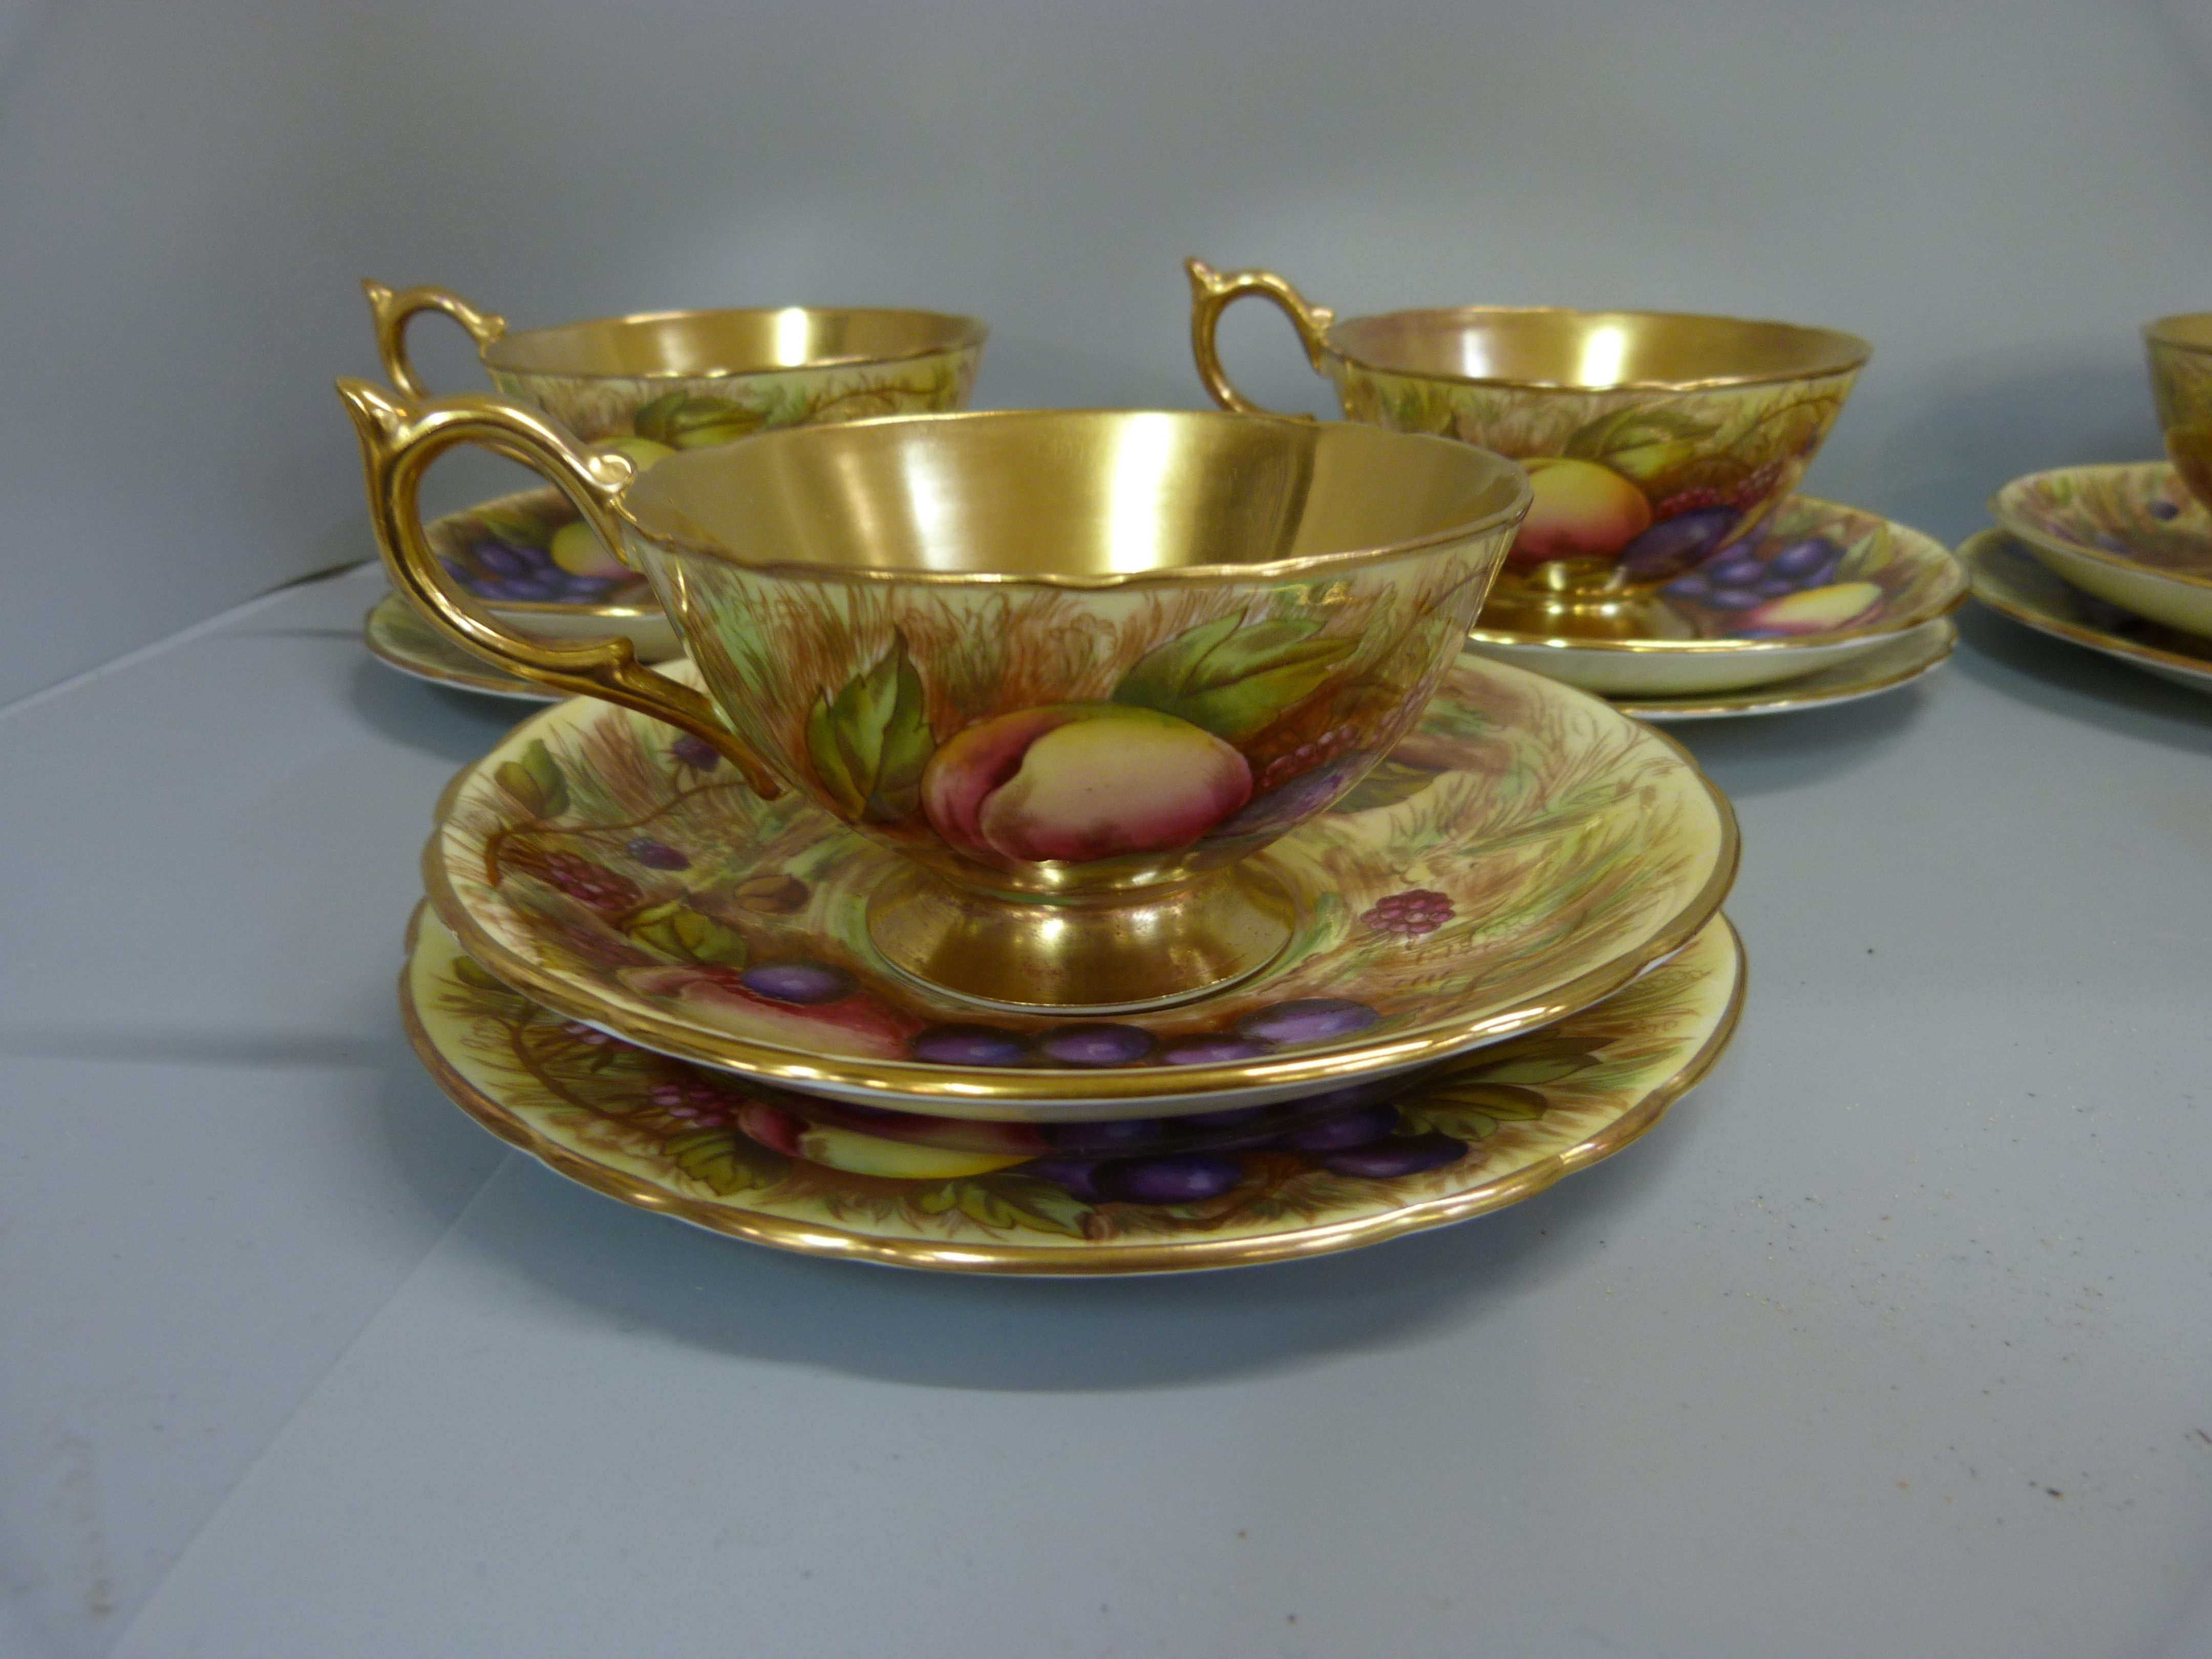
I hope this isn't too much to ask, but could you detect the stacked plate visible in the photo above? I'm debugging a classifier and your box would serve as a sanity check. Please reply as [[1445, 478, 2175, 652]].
[[401, 651, 1743, 1275], [1464, 495, 1968, 720], [1964, 463, 2212, 696]]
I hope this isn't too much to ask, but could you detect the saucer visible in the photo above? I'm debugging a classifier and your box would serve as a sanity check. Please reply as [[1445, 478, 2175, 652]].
[[1958, 529, 2212, 695], [364, 593, 559, 702], [418, 487, 682, 661], [1465, 495, 1966, 697], [402, 908, 1746, 1274], [423, 652, 1738, 1119], [1614, 618, 1955, 721], [1989, 463, 2212, 637]]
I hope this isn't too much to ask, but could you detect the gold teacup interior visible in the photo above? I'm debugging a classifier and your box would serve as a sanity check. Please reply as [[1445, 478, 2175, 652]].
[[483, 306, 986, 378], [628, 410, 1527, 580], [1330, 308, 1869, 390]]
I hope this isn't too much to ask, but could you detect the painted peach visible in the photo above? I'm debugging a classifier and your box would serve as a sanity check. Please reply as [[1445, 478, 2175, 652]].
[[548, 519, 631, 579], [735, 1102, 1031, 1178], [1744, 581, 1883, 635], [922, 702, 1252, 866], [1511, 457, 1653, 567]]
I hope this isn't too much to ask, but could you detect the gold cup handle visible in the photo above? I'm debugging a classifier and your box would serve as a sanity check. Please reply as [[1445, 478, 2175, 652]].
[[361, 281, 509, 400], [334, 379, 784, 800], [1184, 259, 1335, 417]]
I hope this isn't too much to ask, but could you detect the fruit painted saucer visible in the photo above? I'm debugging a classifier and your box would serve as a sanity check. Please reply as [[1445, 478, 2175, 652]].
[[1988, 463, 2212, 637], [364, 593, 560, 702], [1614, 618, 1955, 721], [414, 486, 682, 661], [422, 652, 1738, 1119], [1465, 495, 1966, 697], [1958, 529, 2212, 695], [402, 908, 1746, 1274]]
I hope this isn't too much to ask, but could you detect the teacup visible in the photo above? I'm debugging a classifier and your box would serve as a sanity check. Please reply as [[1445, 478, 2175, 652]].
[[2145, 314, 2212, 509], [1186, 260, 1867, 620], [337, 388, 1529, 1013]]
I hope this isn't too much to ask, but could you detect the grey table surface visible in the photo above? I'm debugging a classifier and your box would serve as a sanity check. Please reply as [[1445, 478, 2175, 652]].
[[3, 559, 2209, 1659]]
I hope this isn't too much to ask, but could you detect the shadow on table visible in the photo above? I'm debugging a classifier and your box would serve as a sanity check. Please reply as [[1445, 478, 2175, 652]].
[[1949, 605, 2212, 755], [375, 1053, 1712, 1394], [1657, 670, 1937, 799], [346, 656, 536, 765]]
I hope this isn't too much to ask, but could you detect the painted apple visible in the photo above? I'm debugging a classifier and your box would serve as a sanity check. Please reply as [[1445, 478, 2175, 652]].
[[1742, 580, 1883, 635], [921, 701, 1252, 865], [619, 964, 921, 1058], [547, 519, 631, 579], [1511, 457, 1654, 567]]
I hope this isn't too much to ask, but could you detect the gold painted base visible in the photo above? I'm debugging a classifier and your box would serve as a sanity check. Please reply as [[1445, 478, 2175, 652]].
[[864, 860, 1299, 1015], [1480, 576, 1672, 640]]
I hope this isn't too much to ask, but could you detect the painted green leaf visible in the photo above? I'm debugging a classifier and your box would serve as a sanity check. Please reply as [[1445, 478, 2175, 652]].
[[623, 900, 750, 968], [493, 739, 568, 818], [633, 392, 768, 451], [966, 1175, 1091, 1237], [805, 633, 933, 823], [1328, 760, 1441, 814], [1112, 615, 1354, 743], [470, 501, 549, 546], [452, 956, 507, 991], [1561, 406, 1717, 466], [665, 1126, 779, 1195], [1834, 527, 1884, 577]]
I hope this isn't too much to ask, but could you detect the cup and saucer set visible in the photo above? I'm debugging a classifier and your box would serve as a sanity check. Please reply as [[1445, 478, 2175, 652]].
[[356, 266, 2035, 1274], [1959, 315, 2212, 696]]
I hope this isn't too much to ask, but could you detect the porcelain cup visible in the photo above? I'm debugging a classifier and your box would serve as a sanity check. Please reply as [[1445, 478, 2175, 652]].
[[2145, 314, 2212, 510], [338, 389, 1530, 1015], [1186, 260, 1867, 620]]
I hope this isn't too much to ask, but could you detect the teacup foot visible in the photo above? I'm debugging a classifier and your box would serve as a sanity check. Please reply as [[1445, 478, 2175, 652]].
[[865, 860, 1298, 1015]]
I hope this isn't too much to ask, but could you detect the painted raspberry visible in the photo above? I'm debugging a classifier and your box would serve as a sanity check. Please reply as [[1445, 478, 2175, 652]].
[[1730, 460, 1790, 511], [1258, 725, 1359, 793], [1651, 485, 1729, 520], [535, 849, 642, 913], [649, 1074, 747, 1129], [1362, 887, 1455, 937]]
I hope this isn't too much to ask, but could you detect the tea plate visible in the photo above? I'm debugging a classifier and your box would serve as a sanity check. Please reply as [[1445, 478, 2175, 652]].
[[402, 908, 1745, 1275], [418, 486, 682, 661], [423, 652, 1738, 1118], [1958, 529, 2212, 695], [1465, 495, 1965, 697], [364, 593, 560, 702], [1989, 463, 2212, 637], [1615, 618, 1955, 721]]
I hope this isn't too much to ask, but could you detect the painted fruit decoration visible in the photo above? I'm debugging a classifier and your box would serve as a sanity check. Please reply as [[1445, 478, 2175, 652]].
[[803, 613, 1368, 872], [1661, 527, 1887, 637]]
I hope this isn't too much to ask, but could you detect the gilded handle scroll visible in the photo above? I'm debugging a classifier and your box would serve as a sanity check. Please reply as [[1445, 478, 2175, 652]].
[[361, 281, 510, 400], [333, 379, 783, 799], [1184, 259, 1334, 418]]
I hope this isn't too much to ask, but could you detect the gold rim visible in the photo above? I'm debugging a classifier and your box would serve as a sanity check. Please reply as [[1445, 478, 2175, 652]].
[[1959, 529, 2212, 684], [483, 308, 988, 381], [418, 691, 1740, 1109], [1464, 496, 1968, 654], [398, 911, 1746, 1275], [1988, 466, 2212, 596], [1325, 306, 1869, 392], [363, 599, 558, 700], [1611, 619, 1955, 718], [617, 409, 1533, 588]]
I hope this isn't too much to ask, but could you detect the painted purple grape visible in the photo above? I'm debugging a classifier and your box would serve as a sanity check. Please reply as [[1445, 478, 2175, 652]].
[[1098, 1154, 1243, 1204], [1046, 1117, 1165, 1152], [1618, 506, 1741, 580], [670, 736, 720, 770], [1662, 572, 1711, 600], [739, 960, 856, 1005], [1707, 554, 1763, 586], [1235, 997, 1380, 1045], [1202, 753, 1372, 843], [1020, 1158, 1103, 1200], [473, 541, 535, 577], [1036, 1023, 1156, 1067], [497, 577, 560, 602], [1160, 1035, 1274, 1066], [1705, 587, 1764, 611], [1766, 536, 1841, 581], [1754, 576, 1797, 599], [1314, 1133, 1468, 1178], [1282, 1102, 1402, 1153], [1177, 1102, 1274, 1131], [2150, 498, 2181, 521], [626, 837, 691, 870], [908, 1024, 1032, 1066]]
